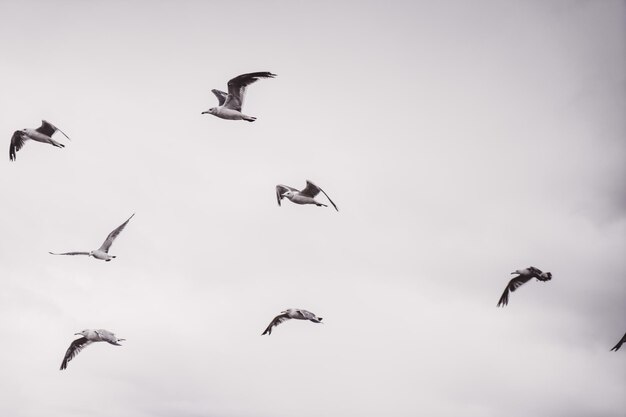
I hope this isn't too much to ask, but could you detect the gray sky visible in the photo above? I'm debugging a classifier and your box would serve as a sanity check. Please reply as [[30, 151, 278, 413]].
[[0, 1, 624, 416]]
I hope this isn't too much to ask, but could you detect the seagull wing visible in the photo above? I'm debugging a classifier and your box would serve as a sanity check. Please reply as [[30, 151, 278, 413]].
[[37, 120, 71, 140], [49, 251, 90, 256], [98, 213, 135, 253], [262, 313, 291, 335], [9, 131, 27, 161], [275, 185, 299, 206], [611, 332, 626, 351], [496, 275, 534, 307], [301, 180, 339, 211], [60, 337, 93, 370], [211, 89, 228, 106], [224, 71, 276, 111]]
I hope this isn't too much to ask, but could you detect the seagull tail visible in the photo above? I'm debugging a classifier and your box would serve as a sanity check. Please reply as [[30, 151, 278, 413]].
[[243, 116, 256, 122], [49, 138, 65, 148]]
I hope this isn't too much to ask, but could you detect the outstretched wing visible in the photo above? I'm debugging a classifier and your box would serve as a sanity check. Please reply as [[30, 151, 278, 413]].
[[301, 180, 339, 211], [275, 184, 298, 206], [611, 332, 626, 351], [211, 89, 228, 106], [37, 120, 71, 140], [496, 275, 534, 307], [98, 213, 135, 253], [262, 313, 291, 335], [224, 71, 276, 111], [60, 337, 93, 370], [49, 251, 90, 256], [9, 131, 27, 161]]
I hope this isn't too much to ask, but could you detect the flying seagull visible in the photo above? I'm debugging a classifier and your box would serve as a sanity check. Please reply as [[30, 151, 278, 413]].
[[497, 266, 552, 307], [49, 213, 135, 261], [60, 329, 124, 370], [276, 180, 338, 211], [202, 71, 276, 122], [262, 308, 323, 335], [610, 332, 626, 351], [9, 120, 70, 161]]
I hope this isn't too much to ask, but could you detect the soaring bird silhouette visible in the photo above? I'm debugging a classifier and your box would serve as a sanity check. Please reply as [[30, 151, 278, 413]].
[[262, 309, 323, 335], [497, 266, 552, 307], [202, 72, 276, 122], [60, 329, 125, 370], [276, 180, 338, 211], [49, 214, 135, 262], [9, 120, 70, 161]]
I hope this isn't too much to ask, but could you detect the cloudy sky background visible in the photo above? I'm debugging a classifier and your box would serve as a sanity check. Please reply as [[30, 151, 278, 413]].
[[0, 1, 624, 416]]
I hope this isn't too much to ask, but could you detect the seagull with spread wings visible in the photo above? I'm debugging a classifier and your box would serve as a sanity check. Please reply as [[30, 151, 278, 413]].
[[262, 309, 323, 336], [9, 120, 70, 161], [60, 329, 124, 370], [49, 213, 135, 262], [610, 332, 626, 352], [276, 180, 338, 211], [497, 266, 552, 307], [202, 71, 276, 122]]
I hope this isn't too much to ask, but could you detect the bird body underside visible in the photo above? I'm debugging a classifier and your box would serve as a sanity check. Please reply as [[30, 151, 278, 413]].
[[288, 195, 325, 206], [212, 107, 255, 121], [92, 250, 115, 261]]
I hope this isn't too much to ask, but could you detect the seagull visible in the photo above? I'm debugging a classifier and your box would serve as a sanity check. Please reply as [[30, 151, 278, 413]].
[[611, 332, 626, 351], [497, 266, 552, 307], [201, 72, 276, 122], [49, 213, 135, 261], [9, 120, 70, 161], [276, 180, 338, 211], [60, 329, 124, 370], [262, 308, 323, 335]]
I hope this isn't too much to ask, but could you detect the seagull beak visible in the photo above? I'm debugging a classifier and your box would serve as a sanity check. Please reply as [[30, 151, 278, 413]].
[[201, 111, 208, 114], [74, 332, 82, 335]]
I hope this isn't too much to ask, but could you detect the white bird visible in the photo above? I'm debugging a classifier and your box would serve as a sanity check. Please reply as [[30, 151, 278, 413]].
[[611, 332, 626, 351], [9, 120, 70, 161], [262, 308, 323, 335], [60, 329, 124, 370], [202, 72, 276, 122], [497, 266, 552, 307], [49, 213, 135, 261], [276, 180, 338, 211]]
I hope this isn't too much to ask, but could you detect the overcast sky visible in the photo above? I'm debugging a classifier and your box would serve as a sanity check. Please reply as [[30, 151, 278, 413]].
[[0, 1, 624, 416]]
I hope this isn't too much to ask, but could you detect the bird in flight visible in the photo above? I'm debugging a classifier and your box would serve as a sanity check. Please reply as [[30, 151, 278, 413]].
[[202, 71, 276, 122], [610, 332, 626, 351], [9, 120, 70, 161], [276, 180, 338, 211], [262, 308, 323, 335], [60, 329, 124, 370], [497, 266, 552, 307], [49, 213, 135, 262]]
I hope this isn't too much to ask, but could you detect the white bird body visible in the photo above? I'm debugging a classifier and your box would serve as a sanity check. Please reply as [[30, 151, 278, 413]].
[[209, 107, 254, 121], [60, 328, 124, 370], [49, 213, 135, 262]]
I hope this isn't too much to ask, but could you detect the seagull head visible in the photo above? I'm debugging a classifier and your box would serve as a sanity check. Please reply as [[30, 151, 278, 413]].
[[202, 108, 217, 115], [88, 251, 94, 257], [540, 272, 553, 281], [282, 190, 295, 198]]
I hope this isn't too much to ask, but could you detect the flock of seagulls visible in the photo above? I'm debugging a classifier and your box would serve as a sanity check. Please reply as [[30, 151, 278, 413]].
[[7, 70, 623, 370]]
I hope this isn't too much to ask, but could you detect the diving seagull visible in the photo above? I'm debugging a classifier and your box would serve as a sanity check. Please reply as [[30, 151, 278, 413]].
[[611, 332, 626, 351], [60, 329, 124, 370], [262, 308, 323, 335], [49, 213, 135, 261], [202, 71, 276, 122], [497, 266, 552, 307], [9, 120, 70, 161], [276, 180, 338, 211]]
